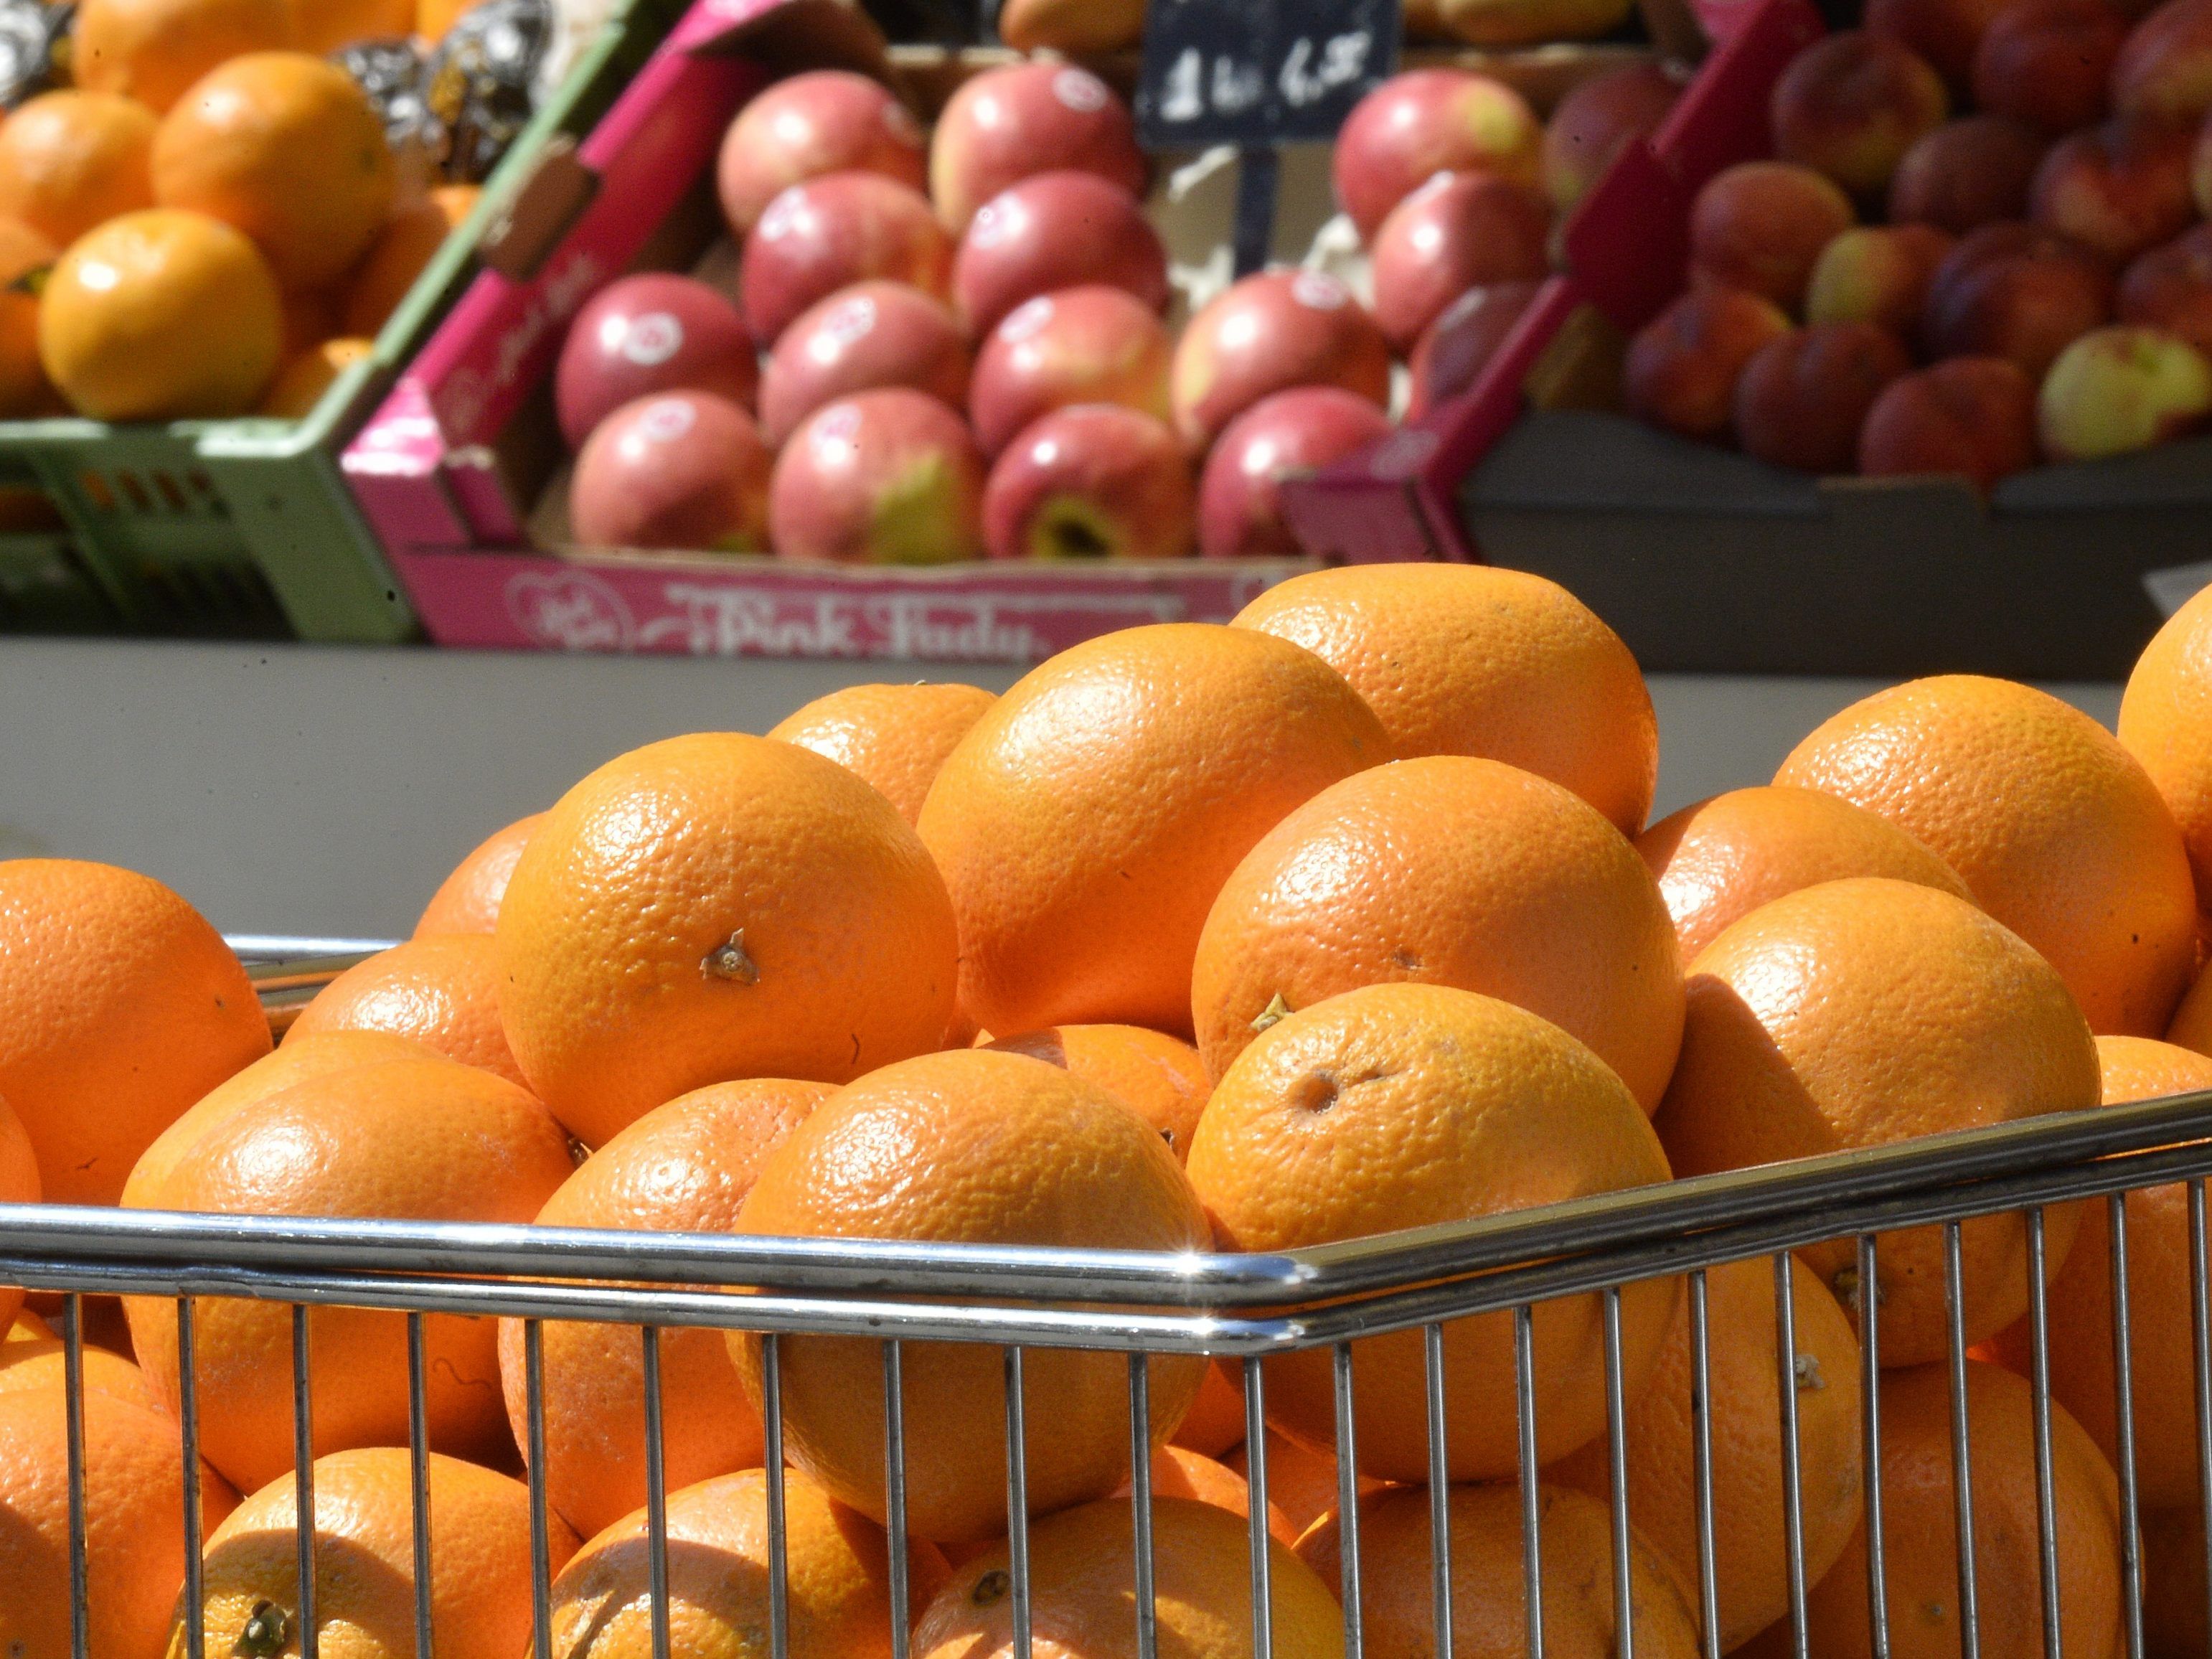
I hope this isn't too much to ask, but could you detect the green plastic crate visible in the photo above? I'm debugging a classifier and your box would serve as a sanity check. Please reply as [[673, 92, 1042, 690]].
[[0, 0, 687, 641]]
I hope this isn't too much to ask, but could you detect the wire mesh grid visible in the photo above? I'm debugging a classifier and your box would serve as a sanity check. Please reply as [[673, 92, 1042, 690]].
[[5, 944, 2211, 1657]]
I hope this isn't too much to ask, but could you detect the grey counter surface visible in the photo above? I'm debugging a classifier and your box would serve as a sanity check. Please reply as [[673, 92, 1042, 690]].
[[0, 638, 2123, 940]]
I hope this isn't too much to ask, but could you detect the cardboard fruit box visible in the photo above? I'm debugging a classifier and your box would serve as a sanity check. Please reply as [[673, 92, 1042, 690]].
[[1281, 0, 2212, 682]]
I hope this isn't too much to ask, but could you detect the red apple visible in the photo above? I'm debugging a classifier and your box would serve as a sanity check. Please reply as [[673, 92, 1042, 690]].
[[767, 387, 985, 564], [716, 71, 926, 235], [1805, 223, 1955, 333], [738, 172, 951, 348], [554, 273, 758, 451], [981, 403, 1194, 560], [756, 280, 969, 448], [2113, 0, 2212, 124], [1771, 31, 1950, 203], [1370, 171, 1550, 351], [1865, 0, 2019, 92], [1624, 285, 1794, 441], [1334, 68, 1543, 240], [1197, 387, 1395, 559], [1887, 116, 2046, 232], [1733, 320, 1913, 472], [1408, 278, 1543, 418], [1540, 61, 1684, 215], [1921, 221, 2116, 377], [2196, 108, 2212, 215], [1690, 160, 1857, 311], [1169, 268, 1393, 449], [2038, 322, 2212, 456], [1971, 0, 2127, 133], [569, 392, 771, 552], [2119, 221, 2212, 352], [968, 285, 1172, 456], [1858, 355, 2041, 489], [2031, 116, 2198, 263], [951, 170, 1168, 337], [928, 62, 1147, 235]]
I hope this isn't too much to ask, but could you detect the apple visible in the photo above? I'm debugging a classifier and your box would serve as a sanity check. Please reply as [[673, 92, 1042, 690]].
[[554, 273, 757, 451], [569, 392, 771, 553], [1805, 223, 1954, 333], [1887, 116, 2045, 232], [1170, 268, 1393, 449], [1858, 355, 2041, 489], [756, 280, 970, 448], [1865, 0, 2019, 92], [2112, 0, 2212, 124], [767, 387, 985, 564], [1370, 171, 1550, 351], [1733, 320, 1913, 472], [738, 171, 952, 349], [1334, 68, 1543, 239], [1771, 31, 1950, 204], [2119, 222, 2212, 352], [716, 71, 926, 235], [1921, 221, 2115, 379], [1624, 286, 1794, 441], [1408, 278, 1543, 418], [2195, 111, 2212, 215], [2030, 116, 2197, 263], [951, 170, 1168, 337], [1971, 0, 2127, 133], [1689, 161, 1856, 311], [981, 403, 1194, 560], [1540, 61, 1684, 215], [2038, 323, 2212, 457], [968, 285, 1172, 456], [1197, 387, 1395, 558], [928, 62, 1147, 235]]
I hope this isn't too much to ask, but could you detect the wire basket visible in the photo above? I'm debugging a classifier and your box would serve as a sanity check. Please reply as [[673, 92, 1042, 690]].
[[5, 944, 2210, 1657]]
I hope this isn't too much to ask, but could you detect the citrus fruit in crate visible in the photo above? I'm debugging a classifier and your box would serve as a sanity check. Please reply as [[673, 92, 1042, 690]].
[[1114, 1444, 1294, 1543], [1187, 981, 1677, 1482], [0, 215, 55, 419], [70, 0, 293, 113], [0, 1098, 33, 1336], [496, 733, 958, 1147], [768, 681, 997, 828], [284, 0, 414, 53], [287, 933, 527, 1087], [2145, 1504, 2210, 1659], [983, 1024, 1210, 1163], [2122, 578, 2212, 906], [258, 334, 370, 417], [499, 1075, 834, 1541], [151, 50, 397, 291], [0, 1338, 155, 1409], [415, 810, 542, 936], [730, 1047, 1210, 1546], [39, 207, 284, 420], [184, 1447, 573, 1657], [1171, 1358, 1247, 1458], [550, 1466, 950, 1659], [1658, 877, 2099, 1366], [0, 90, 156, 248]]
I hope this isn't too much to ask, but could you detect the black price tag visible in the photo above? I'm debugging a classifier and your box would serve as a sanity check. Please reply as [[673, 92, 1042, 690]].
[[1136, 0, 1402, 149]]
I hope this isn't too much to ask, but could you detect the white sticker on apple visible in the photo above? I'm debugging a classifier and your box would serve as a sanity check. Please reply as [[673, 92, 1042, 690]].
[[639, 398, 697, 442], [1292, 271, 1349, 311], [620, 312, 684, 367], [1054, 68, 1110, 113], [999, 295, 1055, 342]]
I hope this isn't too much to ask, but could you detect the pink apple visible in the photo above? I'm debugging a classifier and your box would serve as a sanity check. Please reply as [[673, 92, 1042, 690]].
[[928, 62, 1147, 235], [757, 281, 969, 448], [1408, 278, 1542, 418], [737, 171, 951, 347], [1197, 387, 1394, 558], [968, 285, 1172, 456], [716, 70, 926, 235], [554, 274, 758, 451], [569, 392, 771, 553], [1540, 62, 1685, 215], [1170, 268, 1393, 449], [1370, 171, 1550, 351], [767, 387, 985, 564], [951, 170, 1168, 337], [1334, 68, 1543, 240], [981, 403, 1193, 560]]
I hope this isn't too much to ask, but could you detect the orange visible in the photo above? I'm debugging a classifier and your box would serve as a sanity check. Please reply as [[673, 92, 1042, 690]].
[[731, 1048, 1210, 1544], [39, 207, 283, 420], [123, 1054, 576, 1493], [0, 216, 56, 418], [6, 1309, 51, 1341], [1191, 755, 1684, 1109], [182, 1447, 575, 1657], [1187, 982, 1677, 1482], [151, 52, 397, 291], [0, 1387, 238, 1659], [551, 1466, 951, 1659], [415, 0, 471, 39], [769, 681, 999, 827], [1298, 1485, 1700, 1659], [917, 623, 1388, 1036], [284, 0, 415, 52], [1233, 562, 1657, 835], [2145, 1505, 2208, 1659], [0, 90, 156, 246], [286, 933, 527, 1088], [0, 1338, 157, 1409], [1551, 1254, 1864, 1651], [2168, 954, 2212, 1053], [499, 1075, 834, 1541], [916, 1496, 1346, 1659], [1658, 878, 2099, 1367], [985, 1023, 1210, 1162], [1120, 1444, 1299, 1547], [2127, 582, 2212, 912], [123, 1028, 433, 1207], [499, 732, 957, 1148], [1227, 1427, 1388, 1545], [1990, 1036, 2212, 1510], [70, 0, 293, 113], [278, 283, 337, 357], [1636, 784, 1971, 962], [0, 1097, 33, 1336], [415, 809, 543, 936], [1777, 675, 2198, 1035], [340, 182, 479, 338], [0, 858, 268, 1207], [1171, 1358, 1247, 1457], [257, 334, 370, 417], [1805, 1360, 2121, 1659]]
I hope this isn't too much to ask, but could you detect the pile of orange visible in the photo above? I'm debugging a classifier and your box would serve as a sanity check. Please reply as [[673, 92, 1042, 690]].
[[17, 560, 2212, 1655], [0, 0, 484, 426]]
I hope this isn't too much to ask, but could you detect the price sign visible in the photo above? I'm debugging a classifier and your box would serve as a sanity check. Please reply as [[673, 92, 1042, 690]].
[[1136, 0, 1402, 149]]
